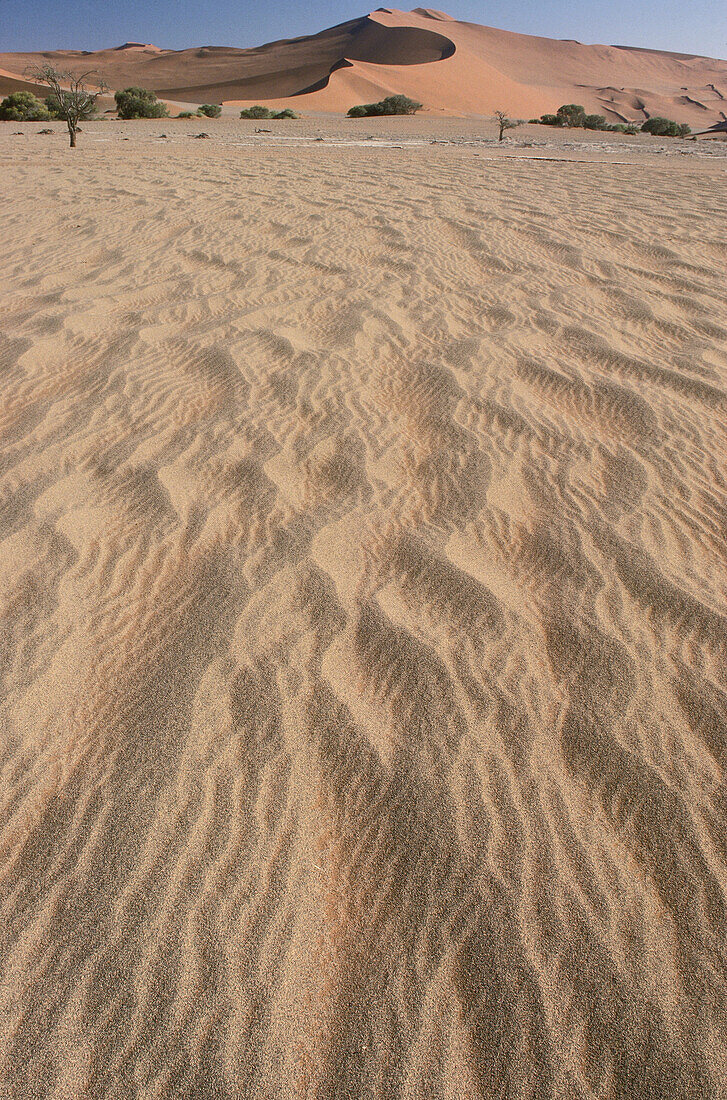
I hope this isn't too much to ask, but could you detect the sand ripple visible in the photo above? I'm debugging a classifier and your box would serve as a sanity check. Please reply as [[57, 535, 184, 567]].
[[1, 135, 726, 1098]]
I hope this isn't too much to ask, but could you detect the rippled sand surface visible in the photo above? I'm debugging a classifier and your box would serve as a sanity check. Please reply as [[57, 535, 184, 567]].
[[1, 123, 727, 1099]]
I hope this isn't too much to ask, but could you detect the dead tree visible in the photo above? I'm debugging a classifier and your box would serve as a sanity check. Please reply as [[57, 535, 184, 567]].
[[27, 65, 107, 147], [494, 110, 517, 142]]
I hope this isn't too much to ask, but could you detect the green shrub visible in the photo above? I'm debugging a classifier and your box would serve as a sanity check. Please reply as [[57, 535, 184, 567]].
[[584, 114, 608, 130], [114, 87, 168, 119], [641, 116, 691, 137], [0, 91, 51, 122], [347, 94, 422, 117], [177, 111, 199, 118], [239, 105, 298, 120], [199, 104, 221, 118], [539, 114, 561, 126], [556, 103, 587, 127], [240, 105, 274, 119]]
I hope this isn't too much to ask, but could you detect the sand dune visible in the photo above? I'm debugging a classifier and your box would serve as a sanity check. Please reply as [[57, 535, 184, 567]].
[[1, 119, 726, 1097], [2, 8, 727, 123]]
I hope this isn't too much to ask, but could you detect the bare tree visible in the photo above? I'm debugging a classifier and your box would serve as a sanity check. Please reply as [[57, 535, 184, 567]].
[[494, 110, 518, 142], [27, 65, 107, 147]]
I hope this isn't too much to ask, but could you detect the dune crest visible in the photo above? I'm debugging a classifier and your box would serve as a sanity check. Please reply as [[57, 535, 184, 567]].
[[1, 8, 726, 122]]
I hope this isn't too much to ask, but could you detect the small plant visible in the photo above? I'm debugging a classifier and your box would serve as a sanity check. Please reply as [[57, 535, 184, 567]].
[[177, 111, 199, 118], [584, 113, 608, 130], [494, 110, 518, 141], [198, 104, 221, 118], [538, 113, 561, 126], [0, 91, 52, 121], [347, 94, 422, 117], [641, 117, 691, 137], [274, 108, 298, 119], [115, 87, 168, 119]]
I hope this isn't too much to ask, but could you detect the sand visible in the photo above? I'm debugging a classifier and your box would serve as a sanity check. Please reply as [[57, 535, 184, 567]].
[[2, 7, 727, 125], [1, 119, 727, 1098]]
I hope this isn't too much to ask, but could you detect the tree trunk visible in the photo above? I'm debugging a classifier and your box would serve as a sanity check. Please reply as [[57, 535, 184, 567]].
[[69, 127, 76, 148]]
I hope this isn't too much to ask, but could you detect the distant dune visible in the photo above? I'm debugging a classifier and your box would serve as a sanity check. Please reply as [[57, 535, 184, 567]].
[[2, 7, 727, 122]]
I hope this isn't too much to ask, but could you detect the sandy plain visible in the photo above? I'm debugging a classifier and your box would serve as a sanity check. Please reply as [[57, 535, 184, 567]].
[[1, 119, 727, 1099]]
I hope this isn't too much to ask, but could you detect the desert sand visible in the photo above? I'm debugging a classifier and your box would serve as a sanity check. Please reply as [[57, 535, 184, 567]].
[[2, 8, 727, 125], [1, 119, 727, 1098]]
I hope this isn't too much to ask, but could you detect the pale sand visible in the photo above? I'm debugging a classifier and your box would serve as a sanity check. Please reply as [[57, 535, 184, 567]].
[[1, 121, 727, 1099]]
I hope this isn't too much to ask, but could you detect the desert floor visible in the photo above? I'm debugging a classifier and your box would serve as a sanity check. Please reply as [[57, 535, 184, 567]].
[[1, 119, 727, 1099]]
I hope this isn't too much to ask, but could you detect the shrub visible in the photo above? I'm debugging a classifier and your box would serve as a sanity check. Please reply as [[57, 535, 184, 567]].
[[115, 87, 168, 119], [347, 94, 422, 117], [239, 105, 298, 119], [611, 123, 639, 134], [641, 116, 691, 137], [584, 113, 608, 130], [240, 105, 274, 119], [177, 111, 199, 118], [557, 103, 587, 127], [539, 114, 561, 126], [199, 104, 221, 118], [0, 91, 52, 122]]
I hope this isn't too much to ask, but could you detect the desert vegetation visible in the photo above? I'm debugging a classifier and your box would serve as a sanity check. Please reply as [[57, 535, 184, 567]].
[[0, 91, 53, 122], [527, 103, 690, 136], [494, 110, 519, 141], [239, 106, 298, 119], [530, 104, 638, 133], [641, 116, 691, 136], [347, 94, 422, 117], [115, 87, 169, 120], [25, 65, 107, 146]]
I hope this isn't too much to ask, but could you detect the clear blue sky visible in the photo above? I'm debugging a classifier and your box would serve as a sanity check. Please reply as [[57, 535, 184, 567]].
[[2, 0, 725, 59]]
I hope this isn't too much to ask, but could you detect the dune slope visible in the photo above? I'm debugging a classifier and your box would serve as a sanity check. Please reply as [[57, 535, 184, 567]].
[[1, 8, 727, 122]]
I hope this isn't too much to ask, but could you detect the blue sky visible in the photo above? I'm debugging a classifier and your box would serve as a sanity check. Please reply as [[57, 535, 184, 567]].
[[2, 0, 725, 58]]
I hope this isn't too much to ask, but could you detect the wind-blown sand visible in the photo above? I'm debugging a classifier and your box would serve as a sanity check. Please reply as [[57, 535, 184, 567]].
[[1, 121, 727, 1098]]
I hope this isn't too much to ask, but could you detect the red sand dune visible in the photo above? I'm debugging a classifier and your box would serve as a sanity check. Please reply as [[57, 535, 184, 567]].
[[2, 7, 726, 122]]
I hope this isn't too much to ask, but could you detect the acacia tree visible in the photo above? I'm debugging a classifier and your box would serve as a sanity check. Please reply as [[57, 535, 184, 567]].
[[27, 65, 107, 147], [494, 110, 517, 141]]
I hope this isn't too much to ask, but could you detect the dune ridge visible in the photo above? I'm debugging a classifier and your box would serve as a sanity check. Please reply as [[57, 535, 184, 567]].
[[1, 121, 727, 1096], [2, 8, 727, 122]]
